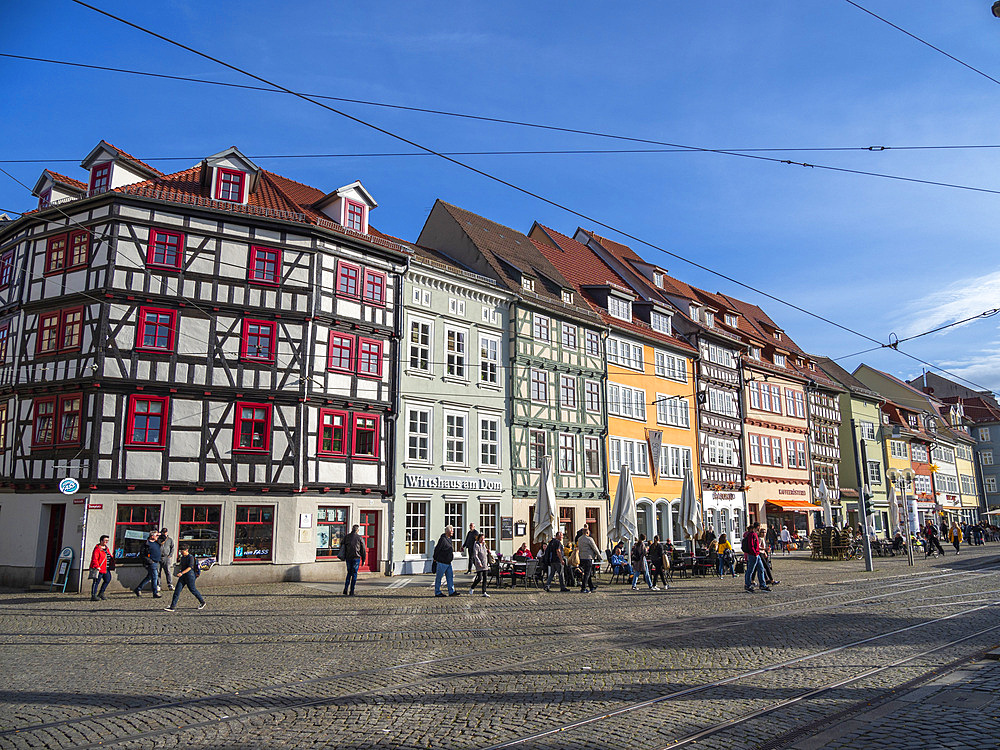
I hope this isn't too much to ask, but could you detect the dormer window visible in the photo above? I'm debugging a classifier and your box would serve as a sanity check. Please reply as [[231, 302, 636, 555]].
[[345, 200, 366, 232], [774, 331, 782, 341], [724, 313, 738, 327], [215, 168, 246, 203], [523, 277, 534, 292], [608, 296, 631, 321], [704, 311, 715, 328], [774, 353, 786, 367], [750, 346, 762, 360], [689, 304, 698, 320], [653, 271, 664, 288], [561, 290, 574, 304], [650, 311, 671, 334], [90, 163, 112, 195], [38, 190, 51, 210]]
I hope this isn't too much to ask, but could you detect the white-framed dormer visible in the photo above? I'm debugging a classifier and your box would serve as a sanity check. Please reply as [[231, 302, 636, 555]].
[[313, 181, 377, 234], [31, 170, 85, 209], [649, 307, 672, 335], [199, 146, 261, 206], [80, 140, 163, 197], [608, 291, 632, 322]]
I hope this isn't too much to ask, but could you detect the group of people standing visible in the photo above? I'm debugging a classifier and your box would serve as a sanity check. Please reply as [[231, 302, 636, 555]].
[[87, 528, 206, 611]]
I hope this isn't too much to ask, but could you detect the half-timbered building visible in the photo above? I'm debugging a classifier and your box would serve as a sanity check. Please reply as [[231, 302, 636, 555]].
[[416, 202, 606, 553], [0, 141, 407, 588]]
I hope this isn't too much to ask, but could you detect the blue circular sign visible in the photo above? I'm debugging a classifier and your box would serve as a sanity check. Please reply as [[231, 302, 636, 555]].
[[58, 477, 80, 495]]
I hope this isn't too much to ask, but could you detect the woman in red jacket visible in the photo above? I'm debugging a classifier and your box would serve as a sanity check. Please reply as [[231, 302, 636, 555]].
[[89, 535, 114, 601]]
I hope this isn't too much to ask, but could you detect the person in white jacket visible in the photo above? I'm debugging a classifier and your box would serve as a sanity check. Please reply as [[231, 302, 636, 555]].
[[469, 533, 490, 598]]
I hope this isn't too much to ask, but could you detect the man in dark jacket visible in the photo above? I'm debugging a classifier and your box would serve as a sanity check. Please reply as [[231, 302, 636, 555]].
[[433, 525, 460, 597], [134, 530, 162, 598], [462, 523, 478, 573], [543, 531, 570, 592], [341, 524, 366, 596]]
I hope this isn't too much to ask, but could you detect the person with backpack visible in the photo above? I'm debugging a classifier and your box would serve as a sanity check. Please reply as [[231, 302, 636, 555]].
[[543, 531, 570, 592], [163, 542, 207, 612], [716, 533, 736, 578]]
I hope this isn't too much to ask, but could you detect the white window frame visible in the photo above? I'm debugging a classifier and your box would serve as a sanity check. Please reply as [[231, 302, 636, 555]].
[[983, 450, 994, 465], [585, 330, 601, 357], [707, 436, 738, 467], [533, 314, 550, 342], [444, 411, 468, 466], [530, 369, 548, 404], [584, 436, 601, 477], [479, 414, 501, 469], [608, 383, 646, 421], [656, 394, 690, 428], [444, 326, 468, 380], [609, 436, 649, 476], [859, 421, 876, 441], [407, 317, 432, 373], [404, 501, 428, 557], [560, 375, 577, 409], [448, 297, 466, 316], [773, 353, 786, 367], [654, 350, 687, 382], [659, 444, 692, 479], [867, 461, 882, 485], [979, 427, 991, 442], [561, 322, 577, 350], [911, 444, 929, 462], [479, 333, 500, 385], [960, 474, 975, 495], [405, 406, 431, 463], [650, 311, 671, 334], [608, 296, 631, 321], [986, 475, 998, 493], [558, 433, 576, 475], [584, 380, 601, 413], [890, 440, 908, 459]]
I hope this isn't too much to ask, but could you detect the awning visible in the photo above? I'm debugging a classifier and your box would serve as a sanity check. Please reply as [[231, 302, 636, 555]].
[[766, 499, 818, 512]]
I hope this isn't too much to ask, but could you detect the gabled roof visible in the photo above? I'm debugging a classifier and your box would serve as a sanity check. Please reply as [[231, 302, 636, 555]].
[[80, 140, 164, 179], [423, 202, 600, 322], [530, 224, 695, 353], [815, 357, 881, 400], [31, 169, 87, 197], [942, 395, 1000, 424]]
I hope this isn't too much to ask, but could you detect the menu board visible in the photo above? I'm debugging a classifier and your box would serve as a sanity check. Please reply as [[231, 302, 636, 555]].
[[500, 516, 514, 540]]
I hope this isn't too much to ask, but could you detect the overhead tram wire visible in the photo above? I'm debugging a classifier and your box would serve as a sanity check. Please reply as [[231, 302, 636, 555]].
[[36, 4, 1000, 397], [6, 51, 1000, 196]]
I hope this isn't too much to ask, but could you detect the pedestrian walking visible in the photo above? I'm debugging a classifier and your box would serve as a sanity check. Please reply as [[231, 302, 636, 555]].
[[647, 535, 669, 589], [577, 525, 601, 593], [743, 522, 769, 592], [779, 525, 791, 555], [89, 535, 113, 601], [924, 521, 945, 557], [949, 522, 963, 555], [469, 532, 490, 597], [543, 531, 570, 592], [341, 524, 366, 596], [463, 523, 477, 573], [765, 525, 778, 554], [434, 525, 460, 597], [630, 534, 657, 590], [716, 533, 736, 578], [133, 530, 162, 598], [157, 528, 175, 591], [163, 543, 207, 612]]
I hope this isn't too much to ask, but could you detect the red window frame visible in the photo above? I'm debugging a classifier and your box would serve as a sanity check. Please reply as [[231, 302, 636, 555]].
[[68, 230, 90, 270], [362, 269, 386, 305], [215, 168, 245, 202], [38, 189, 51, 209], [336, 260, 361, 298], [147, 228, 184, 270], [36, 307, 83, 355], [178, 504, 222, 558], [351, 412, 379, 460], [240, 319, 276, 363], [0, 323, 8, 363], [0, 250, 13, 289], [248, 245, 281, 286], [32, 393, 82, 448], [318, 408, 348, 456], [125, 394, 169, 449], [233, 505, 274, 562], [345, 200, 365, 231], [357, 338, 383, 378], [89, 162, 112, 194], [328, 332, 355, 372], [136, 307, 177, 353], [45, 235, 67, 275], [114, 504, 161, 563], [234, 402, 272, 453]]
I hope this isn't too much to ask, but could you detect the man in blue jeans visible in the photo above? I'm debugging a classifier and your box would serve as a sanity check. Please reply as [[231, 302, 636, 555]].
[[433, 525, 460, 597], [743, 521, 770, 593], [134, 530, 162, 598], [341, 524, 366, 596], [163, 542, 207, 612]]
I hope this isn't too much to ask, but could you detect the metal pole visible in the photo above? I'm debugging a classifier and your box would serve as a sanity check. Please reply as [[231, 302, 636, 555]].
[[902, 476, 915, 567], [851, 419, 875, 572]]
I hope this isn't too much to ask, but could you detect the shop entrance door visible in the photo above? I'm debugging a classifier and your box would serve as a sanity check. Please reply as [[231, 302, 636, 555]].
[[43, 504, 66, 581], [359, 510, 378, 572]]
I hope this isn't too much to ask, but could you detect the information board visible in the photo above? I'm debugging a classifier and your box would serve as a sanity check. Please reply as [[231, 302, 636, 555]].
[[50, 547, 74, 593], [500, 516, 514, 541]]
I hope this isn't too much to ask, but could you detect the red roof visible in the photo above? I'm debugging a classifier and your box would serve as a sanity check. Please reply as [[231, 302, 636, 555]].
[[44, 170, 87, 192], [99, 140, 165, 178]]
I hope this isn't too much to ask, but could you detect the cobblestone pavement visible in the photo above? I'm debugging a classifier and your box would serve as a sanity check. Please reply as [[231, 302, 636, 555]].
[[1, 547, 999, 750]]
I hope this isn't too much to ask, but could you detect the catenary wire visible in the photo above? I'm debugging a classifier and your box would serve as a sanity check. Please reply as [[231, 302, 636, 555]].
[[25, 5, 1000, 396], [6, 51, 1000, 197]]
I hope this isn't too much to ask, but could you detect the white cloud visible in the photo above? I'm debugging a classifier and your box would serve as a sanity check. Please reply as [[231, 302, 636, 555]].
[[932, 346, 1000, 394], [896, 270, 1000, 340]]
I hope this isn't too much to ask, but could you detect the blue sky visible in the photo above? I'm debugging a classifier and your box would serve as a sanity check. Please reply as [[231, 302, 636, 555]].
[[3, 1, 1000, 392]]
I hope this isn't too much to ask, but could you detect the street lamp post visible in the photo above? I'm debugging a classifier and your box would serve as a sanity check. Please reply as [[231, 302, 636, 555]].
[[893, 472, 915, 567], [851, 418, 875, 572]]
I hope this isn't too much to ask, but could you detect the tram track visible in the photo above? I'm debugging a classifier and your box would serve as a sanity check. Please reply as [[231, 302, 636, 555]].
[[4, 565, 997, 748]]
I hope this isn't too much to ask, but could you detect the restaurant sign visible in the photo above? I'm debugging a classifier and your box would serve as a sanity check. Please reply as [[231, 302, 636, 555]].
[[404, 474, 502, 492], [778, 488, 807, 496]]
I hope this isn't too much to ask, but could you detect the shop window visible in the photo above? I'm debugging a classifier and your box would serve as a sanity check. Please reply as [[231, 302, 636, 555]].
[[405, 501, 428, 556], [248, 246, 281, 285], [233, 505, 274, 562], [316, 506, 348, 559], [147, 228, 184, 270], [125, 395, 169, 449], [559, 506, 575, 541], [234, 402, 271, 452], [137, 307, 177, 352], [318, 409, 347, 456], [113, 504, 161, 562], [178, 504, 221, 558]]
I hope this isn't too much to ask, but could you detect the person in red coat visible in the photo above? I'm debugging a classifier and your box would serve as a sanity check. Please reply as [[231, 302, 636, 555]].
[[89, 535, 114, 601]]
